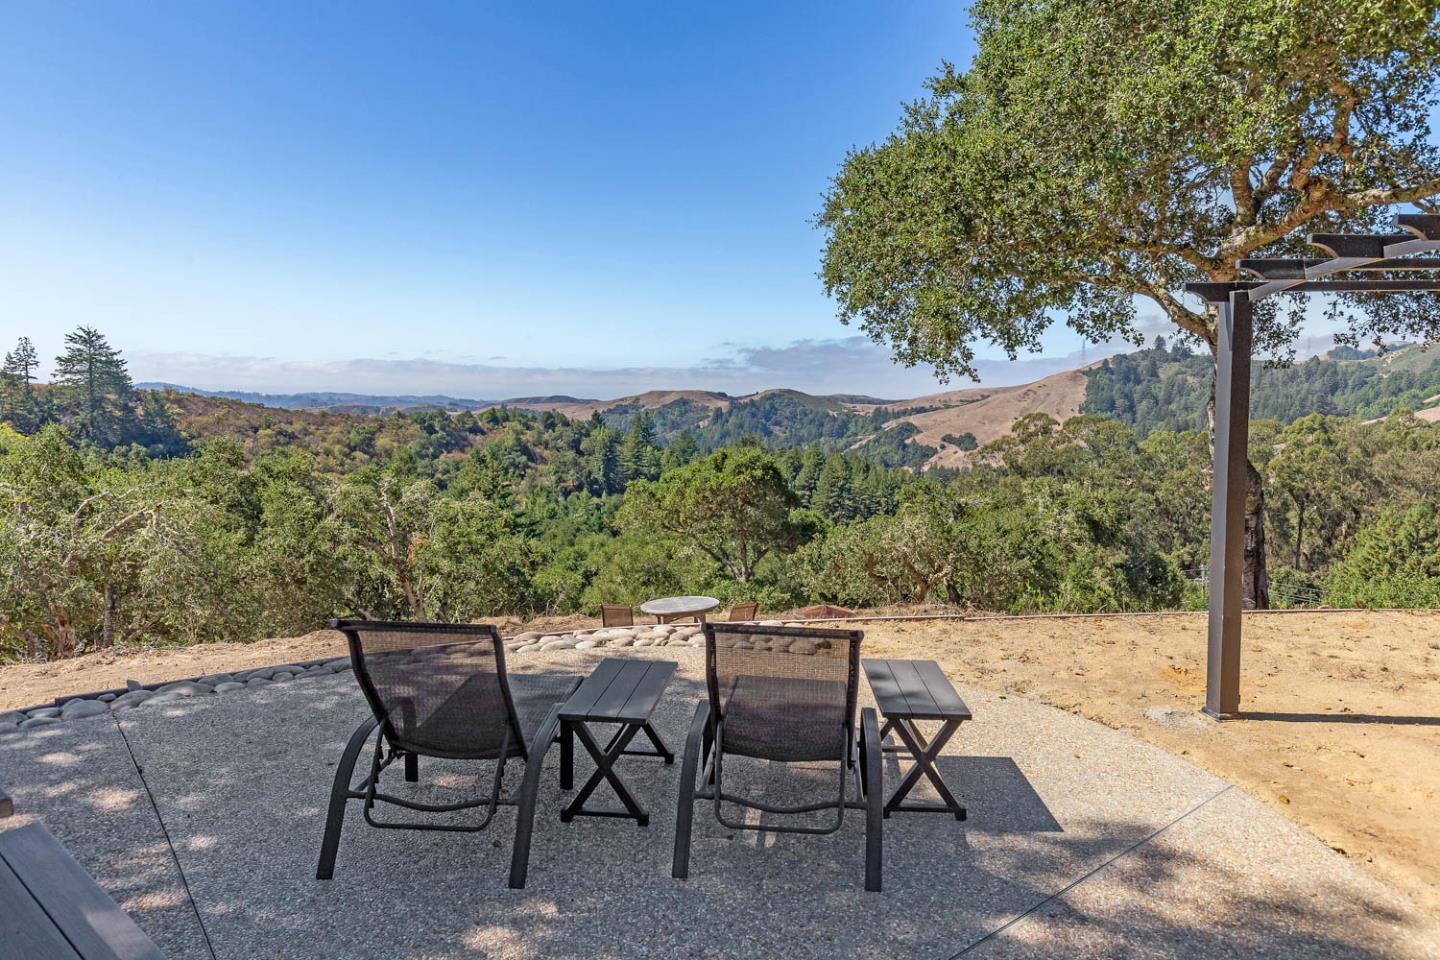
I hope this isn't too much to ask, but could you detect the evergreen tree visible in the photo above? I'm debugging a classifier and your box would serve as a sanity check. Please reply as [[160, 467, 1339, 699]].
[[620, 411, 661, 482], [1, 337, 43, 431], [3, 337, 38, 385], [582, 426, 623, 495], [661, 431, 699, 473], [812, 454, 855, 520], [53, 326, 136, 446]]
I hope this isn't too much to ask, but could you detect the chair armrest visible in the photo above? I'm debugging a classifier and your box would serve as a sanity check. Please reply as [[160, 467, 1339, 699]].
[[860, 708, 882, 789], [685, 699, 712, 755]]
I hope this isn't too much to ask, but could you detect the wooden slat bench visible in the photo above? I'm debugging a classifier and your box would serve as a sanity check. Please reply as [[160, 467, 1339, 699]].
[[0, 820, 166, 960], [862, 658, 972, 820], [558, 657, 677, 826]]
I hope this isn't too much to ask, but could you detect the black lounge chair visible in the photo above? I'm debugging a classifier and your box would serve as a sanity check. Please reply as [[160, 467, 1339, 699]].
[[672, 623, 883, 891], [316, 619, 579, 888]]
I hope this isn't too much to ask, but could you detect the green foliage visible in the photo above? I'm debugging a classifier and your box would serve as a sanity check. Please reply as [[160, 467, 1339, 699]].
[[1, 329, 187, 455], [818, 0, 1440, 374], [1084, 341, 1440, 435], [7, 324, 1440, 662], [942, 432, 978, 451], [669, 390, 934, 466], [1325, 505, 1440, 607], [619, 448, 803, 582]]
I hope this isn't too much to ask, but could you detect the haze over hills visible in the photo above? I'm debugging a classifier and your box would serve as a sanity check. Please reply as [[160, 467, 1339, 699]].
[[144, 341, 1440, 471], [136, 383, 494, 415]]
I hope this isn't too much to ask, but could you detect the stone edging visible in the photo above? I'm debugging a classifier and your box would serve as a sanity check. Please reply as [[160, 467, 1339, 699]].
[[0, 619, 804, 735]]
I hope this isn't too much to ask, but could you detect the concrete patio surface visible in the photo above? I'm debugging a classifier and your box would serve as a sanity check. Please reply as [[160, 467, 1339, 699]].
[[1, 647, 1435, 960]]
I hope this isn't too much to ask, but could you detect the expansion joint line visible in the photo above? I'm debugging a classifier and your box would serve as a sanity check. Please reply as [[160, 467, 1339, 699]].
[[111, 712, 220, 960], [950, 784, 1236, 958]]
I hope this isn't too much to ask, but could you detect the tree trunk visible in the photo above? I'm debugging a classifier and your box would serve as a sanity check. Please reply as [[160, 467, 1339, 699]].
[[1293, 503, 1305, 571], [1207, 362, 1269, 610], [1243, 461, 1269, 609], [101, 583, 116, 649]]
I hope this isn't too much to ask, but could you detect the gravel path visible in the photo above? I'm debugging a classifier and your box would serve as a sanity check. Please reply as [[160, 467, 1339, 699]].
[[2, 646, 1434, 960]]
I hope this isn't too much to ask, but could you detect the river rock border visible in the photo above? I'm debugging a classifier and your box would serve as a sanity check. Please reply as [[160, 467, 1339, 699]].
[[0, 620, 808, 735]]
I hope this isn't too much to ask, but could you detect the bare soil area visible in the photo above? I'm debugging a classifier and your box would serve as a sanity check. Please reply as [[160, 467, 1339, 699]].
[[3, 608, 1436, 913]]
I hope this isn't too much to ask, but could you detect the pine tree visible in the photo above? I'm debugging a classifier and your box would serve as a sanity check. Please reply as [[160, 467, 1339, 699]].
[[3, 337, 38, 385], [1, 336, 47, 432], [620, 411, 661, 483], [812, 454, 854, 520], [661, 431, 698, 473], [53, 326, 136, 445]]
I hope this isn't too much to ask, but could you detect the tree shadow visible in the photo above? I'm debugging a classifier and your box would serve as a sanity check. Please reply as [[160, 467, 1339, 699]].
[[1234, 711, 1440, 726], [2, 649, 1434, 960]]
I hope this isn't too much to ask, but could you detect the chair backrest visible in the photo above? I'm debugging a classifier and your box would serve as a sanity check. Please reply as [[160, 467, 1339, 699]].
[[727, 601, 758, 622], [702, 623, 863, 763], [331, 619, 522, 760], [600, 604, 634, 627]]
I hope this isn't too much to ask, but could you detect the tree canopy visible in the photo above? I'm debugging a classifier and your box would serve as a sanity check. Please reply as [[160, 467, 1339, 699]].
[[619, 447, 805, 582], [818, 0, 1440, 376]]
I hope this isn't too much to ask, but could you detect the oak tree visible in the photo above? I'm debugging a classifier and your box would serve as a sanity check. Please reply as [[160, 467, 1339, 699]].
[[819, 0, 1440, 605]]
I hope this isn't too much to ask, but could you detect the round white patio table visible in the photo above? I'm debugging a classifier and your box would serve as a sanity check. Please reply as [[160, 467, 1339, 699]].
[[640, 595, 720, 624]]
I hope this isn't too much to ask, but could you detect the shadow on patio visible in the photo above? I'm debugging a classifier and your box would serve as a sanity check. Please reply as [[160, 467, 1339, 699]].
[[1, 649, 1433, 960]]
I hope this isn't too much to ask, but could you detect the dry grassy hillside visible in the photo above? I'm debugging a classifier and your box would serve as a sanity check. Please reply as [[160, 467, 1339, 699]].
[[877, 368, 1091, 467], [503, 389, 731, 420]]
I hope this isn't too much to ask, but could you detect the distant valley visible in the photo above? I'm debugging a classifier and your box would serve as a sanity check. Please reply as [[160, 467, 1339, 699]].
[[144, 340, 1440, 471]]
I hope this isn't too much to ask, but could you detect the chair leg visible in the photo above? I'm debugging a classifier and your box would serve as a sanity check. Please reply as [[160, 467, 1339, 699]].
[[316, 716, 380, 880], [671, 700, 711, 880], [560, 720, 574, 790], [702, 716, 715, 785], [404, 752, 419, 783], [862, 708, 883, 892], [509, 705, 563, 889]]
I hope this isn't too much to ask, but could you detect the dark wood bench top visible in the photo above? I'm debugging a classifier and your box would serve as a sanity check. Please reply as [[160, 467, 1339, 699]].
[[863, 658, 972, 722], [0, 821, 166, 960], [560, 658, 677, 725]]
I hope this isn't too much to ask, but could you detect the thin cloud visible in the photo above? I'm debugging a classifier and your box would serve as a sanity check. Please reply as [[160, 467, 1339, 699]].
[[126, 327, 1338, 403]]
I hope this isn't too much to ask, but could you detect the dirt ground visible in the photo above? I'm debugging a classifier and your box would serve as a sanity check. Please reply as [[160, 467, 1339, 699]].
[[2, 609, 1436, 914]]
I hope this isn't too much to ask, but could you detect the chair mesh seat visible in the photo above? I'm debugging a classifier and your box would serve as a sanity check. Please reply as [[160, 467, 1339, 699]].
[[508, 673, 584, 745], [344, 624, 576, 761], [721, 674, 847, 762], [707, 627, 860, 765]]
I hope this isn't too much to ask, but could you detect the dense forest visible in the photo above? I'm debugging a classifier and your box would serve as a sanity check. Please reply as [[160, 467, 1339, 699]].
[[1082, 338, 1440, 435], [4, 327, 1440, 661]]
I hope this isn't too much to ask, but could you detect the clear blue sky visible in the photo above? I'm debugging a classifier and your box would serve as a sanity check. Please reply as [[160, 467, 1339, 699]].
[[0, 2, 1326, 400]]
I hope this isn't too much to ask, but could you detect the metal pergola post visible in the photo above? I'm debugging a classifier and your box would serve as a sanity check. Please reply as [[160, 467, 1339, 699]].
[[1184, 212, 1440, 721], [1204, 291, 1251, 719]]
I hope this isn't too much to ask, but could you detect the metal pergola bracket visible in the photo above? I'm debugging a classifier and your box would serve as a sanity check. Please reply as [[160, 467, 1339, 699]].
[[1183, 211, 1440, 718]]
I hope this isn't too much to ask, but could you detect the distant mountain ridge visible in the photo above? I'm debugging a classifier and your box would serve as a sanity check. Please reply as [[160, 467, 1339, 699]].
[[138, 383, 493, 414], [140, 340, 1440, 470]]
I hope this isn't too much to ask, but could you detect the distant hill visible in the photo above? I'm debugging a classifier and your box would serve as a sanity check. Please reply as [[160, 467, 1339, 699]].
[[860, 368, 1093, 468], [1081, 339, 1440, 434], [140, 338, 1440, 471], [138, 383, 492, 414]]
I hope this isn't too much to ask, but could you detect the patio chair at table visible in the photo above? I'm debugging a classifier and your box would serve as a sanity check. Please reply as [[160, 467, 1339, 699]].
[[601, 604, 634, 628], [727, 601, 758, 622], [671, 623, 884, 891], [316, 619, 580, 889]]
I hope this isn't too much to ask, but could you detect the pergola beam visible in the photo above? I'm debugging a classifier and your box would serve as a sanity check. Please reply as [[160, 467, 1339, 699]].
[[1204, 291, 1252, 719], [1188, 278, 1440, 302], [1238, 257, 1440, 279], [1183, 212, 1440, 720]]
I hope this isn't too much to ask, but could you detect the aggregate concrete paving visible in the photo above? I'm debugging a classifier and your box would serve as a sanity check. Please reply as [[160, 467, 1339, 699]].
[[2, 647, 1434, 959]]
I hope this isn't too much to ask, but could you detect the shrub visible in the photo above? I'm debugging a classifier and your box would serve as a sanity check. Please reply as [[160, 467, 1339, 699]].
[[1324, 506, 1440, 608]]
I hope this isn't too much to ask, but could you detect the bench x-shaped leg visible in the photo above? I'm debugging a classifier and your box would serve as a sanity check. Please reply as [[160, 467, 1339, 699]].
[[560, 721, 651, 826], [881, 718, 966, 820]]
